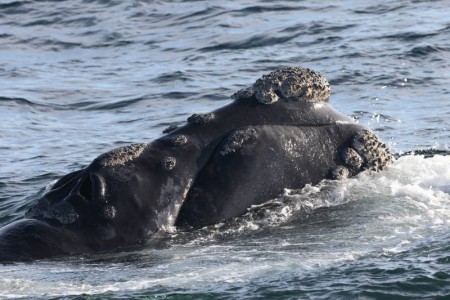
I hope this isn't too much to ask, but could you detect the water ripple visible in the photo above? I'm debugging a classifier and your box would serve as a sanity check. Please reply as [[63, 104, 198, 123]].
[[200, 33, 301, 52], [152, 71, 193, 84], [0, 0, 30, 11], [383, 31, 439, 41], [405, 45, 447, 58], [0, 0, 449, 298], [0, 96, 37, 107], [353, 4, 408, 14]]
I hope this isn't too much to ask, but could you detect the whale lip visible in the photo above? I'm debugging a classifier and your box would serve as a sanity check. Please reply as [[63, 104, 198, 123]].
[[0, 219, 91, 262]]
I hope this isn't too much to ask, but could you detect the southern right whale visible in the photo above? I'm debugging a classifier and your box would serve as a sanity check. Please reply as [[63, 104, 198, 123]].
[[0, 67, 393, 262]]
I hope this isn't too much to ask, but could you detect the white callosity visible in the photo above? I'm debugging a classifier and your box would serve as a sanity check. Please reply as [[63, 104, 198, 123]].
[[96, 144, 147, 167], [220, 128, 258, 156], [161, 156, 177, 170], [331, 165, 351, 180], [333, 130, 394, 179], [232, 67, 331, 104], [351, 130, 393, 172], [187, 113, 215, 124], [25, 198, 79, 225], [170, 135, 188, 146], [342, 148, 364, 171]]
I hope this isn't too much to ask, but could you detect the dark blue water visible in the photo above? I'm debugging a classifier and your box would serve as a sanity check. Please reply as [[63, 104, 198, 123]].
[[0, 0, 449, 298]]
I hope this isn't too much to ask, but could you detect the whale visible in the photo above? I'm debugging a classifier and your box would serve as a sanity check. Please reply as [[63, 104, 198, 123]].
[[0, 67, 393, 262]]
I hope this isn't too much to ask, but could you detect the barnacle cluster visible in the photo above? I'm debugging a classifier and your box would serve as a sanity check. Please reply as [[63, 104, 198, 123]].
[[232, 66, 331, 104]]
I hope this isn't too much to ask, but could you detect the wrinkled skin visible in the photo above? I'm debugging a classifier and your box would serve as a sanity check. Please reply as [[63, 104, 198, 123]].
[[0, 69, 392, 262]]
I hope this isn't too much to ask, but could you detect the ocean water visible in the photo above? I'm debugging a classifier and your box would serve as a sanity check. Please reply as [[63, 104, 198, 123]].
[[0, 0, 449, 299]]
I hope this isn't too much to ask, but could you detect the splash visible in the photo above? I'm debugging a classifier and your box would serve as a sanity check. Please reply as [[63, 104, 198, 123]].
[[1, 154, 449, 299]]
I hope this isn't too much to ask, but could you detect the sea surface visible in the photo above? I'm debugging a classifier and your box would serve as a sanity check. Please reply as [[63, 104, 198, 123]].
[[0, 0, 449, 299]]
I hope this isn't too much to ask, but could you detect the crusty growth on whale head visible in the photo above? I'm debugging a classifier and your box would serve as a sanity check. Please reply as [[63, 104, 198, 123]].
[[233, 67, 331, 104]]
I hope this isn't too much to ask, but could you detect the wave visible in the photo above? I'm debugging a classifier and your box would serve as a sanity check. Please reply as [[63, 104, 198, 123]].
[[151, 71, 193, 84], [22, 16, 97, 28], [383, 31, 439, 41], [84, 95, 148, 111], [0, 95, 95, 111], [0, 1, 29, 10], [353, 4, 407, 14], [175, 4, 307, 24], [162, 152, 450, 246], [201, 22, 356, 52], [0, 96, 37, 107], [200, 33, 301, 52], [405, 45, 446, 58]]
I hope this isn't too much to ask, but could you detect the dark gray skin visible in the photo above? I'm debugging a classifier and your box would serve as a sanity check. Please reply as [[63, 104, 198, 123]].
[[0, 67, 393, 262], [176, 124, 367, 229]]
